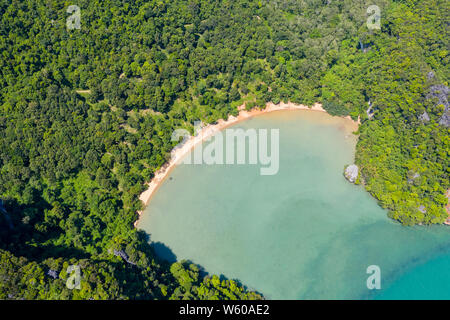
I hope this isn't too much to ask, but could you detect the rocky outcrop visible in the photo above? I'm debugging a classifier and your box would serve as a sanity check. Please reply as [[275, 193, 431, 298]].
[[113, 249, 136, 265], [366, 100, 374, 120], [419, 111, 430, 123], [425, 84, 449, 127], [407, 171, 420, 184], [344, 164, 359, 183], [47, 269, 59, 279], [417, 205, 427, 214], [420, 71, 449, 126]]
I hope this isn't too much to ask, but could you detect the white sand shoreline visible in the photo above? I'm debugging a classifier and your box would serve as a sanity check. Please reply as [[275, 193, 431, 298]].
[[134, 102, 360, 227]]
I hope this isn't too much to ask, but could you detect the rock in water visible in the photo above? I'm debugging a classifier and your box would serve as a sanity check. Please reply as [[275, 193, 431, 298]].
[[344, 164, 359, 183]]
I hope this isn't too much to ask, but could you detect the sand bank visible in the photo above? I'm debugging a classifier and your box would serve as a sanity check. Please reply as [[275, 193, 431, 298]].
[[134, 102, 360, 227]]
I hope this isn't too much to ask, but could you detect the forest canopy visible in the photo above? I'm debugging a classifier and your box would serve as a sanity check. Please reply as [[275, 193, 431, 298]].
[[0, 0, 448, 299]]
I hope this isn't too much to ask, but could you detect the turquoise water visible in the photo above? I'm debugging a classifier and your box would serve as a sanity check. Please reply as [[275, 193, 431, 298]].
[[374, 252, 450, 300], [138, 110, 450, 299]]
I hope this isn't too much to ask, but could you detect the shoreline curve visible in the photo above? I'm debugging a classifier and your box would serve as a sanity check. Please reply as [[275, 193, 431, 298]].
[[134, 101, 360, 228]]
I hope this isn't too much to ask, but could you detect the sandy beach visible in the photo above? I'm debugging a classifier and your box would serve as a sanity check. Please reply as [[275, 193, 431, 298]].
[[134, 102, 360, 227]]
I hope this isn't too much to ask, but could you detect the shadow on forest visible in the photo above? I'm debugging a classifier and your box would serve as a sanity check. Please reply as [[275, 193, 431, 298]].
[[0, 197, 90, 261], [136, 230, 178, 263], [137, 231, 263, 296], [150, 241, 178, 264]]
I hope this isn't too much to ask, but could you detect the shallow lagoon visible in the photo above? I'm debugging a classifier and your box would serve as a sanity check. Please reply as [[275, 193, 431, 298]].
[[138, 110, 450, 299]]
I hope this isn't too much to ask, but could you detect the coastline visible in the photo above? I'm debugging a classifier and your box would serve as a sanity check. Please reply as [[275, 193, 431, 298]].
[[134, 102, 360, 227], [445, 189, 450, 225]]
